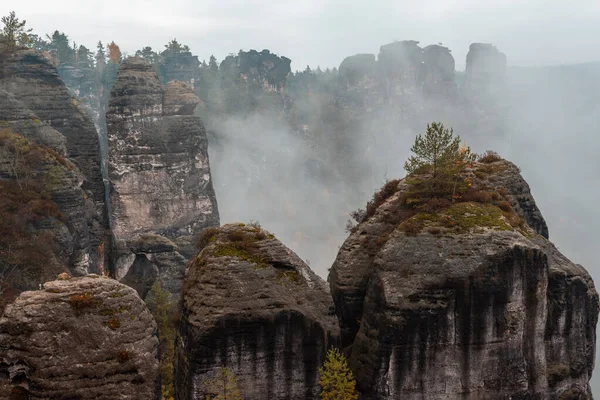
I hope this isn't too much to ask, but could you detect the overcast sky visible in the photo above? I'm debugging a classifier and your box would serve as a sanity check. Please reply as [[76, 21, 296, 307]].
[[6, 0, 600, 71]]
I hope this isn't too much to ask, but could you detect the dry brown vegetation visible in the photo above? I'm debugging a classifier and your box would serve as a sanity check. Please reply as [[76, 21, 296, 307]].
[[365, 179, 401, 218], [0, 130, 68, 311], [478, 150, 503, 163]]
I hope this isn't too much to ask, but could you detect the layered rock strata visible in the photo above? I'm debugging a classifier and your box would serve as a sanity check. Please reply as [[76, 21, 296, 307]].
[[175, 223, 339, 400], [106, 57, 219, 296], [0, 49, 107, 229], [0, 275, 160, 399], [328, 159, 598, 399]]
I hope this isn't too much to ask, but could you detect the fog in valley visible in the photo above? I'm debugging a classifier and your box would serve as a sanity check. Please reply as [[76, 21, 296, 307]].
[[4, 0, 600, 395]]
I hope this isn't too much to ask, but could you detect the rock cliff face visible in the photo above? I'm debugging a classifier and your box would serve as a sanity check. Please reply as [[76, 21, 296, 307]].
[[0, 49, 107, 230], [0, 275, 160, 399], [0, 50, 108, 312], [175, 223, 339, 400], [0, 129, 92, 280], [328, 159, 598, 399], [0, 88, 67, 154], [339, 41, 458, 104], [106, 57, 219, 296]]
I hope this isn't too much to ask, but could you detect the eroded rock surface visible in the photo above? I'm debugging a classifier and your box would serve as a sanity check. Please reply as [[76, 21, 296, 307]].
[[0, 49, 107, 228], [175, 223, 338, 400], [0, 88, 67, 154], [328, 159, 598, 399], [0, 275, 160, 399], [107, 57, 219, 296]]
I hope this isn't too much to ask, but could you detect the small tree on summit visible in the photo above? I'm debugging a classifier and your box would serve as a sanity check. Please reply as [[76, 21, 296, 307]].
[[402, 122, 477, 207], [404, 122, 462, 177], [319, 348, 358, 400], [1, 11, 33, 50]]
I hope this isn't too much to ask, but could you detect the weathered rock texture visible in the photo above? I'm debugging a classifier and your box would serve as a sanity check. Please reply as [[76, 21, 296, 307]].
[[0, 129, 90, 284], [0, 88, 67, 154], [175, 223, 339, 400], [0, 275, 160, 399], [0, 49, 107, 229], [106, 57, 219, 296], [0, 50, 108, 310], [328, 159, 598, 399]]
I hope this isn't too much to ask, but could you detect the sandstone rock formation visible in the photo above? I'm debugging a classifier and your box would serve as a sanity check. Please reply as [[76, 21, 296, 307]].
[[0, 275, 160, 399], [328, 159, 598, 399], [0, 49, 107, 230], [106, 57, 219, 297], [0, 88, 67, 154], [0, 129, 92, 285], [175, 223, 339, 400], [220, 49, 291, 91], [337, 40, 460, 128], [462, 43, 509, 137], [0, 51, 108, 310], [339, 53, 377, 86], [420, 44, 456, 98]]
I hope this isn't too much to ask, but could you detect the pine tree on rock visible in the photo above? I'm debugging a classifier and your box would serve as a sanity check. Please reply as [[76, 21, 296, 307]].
[[404, 121, 461, 177], [0, 11, 33, 50], [319, 348, 358, 400]]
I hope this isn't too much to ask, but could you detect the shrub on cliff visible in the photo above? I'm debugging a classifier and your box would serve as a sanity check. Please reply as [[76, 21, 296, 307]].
[[202, 367, 243, 400], [319, 348, 358, 400], [0, 130, 68, 311]]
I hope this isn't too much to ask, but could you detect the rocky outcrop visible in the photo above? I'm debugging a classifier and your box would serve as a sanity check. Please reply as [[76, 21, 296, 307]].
[[163, 80, 201, 116], [378, 40, 423, 90], [0, 52, 108, 307], [339, 54, 377, 86], [464, 43, 507, 91], [175, 223, 338, 400], [328, 159, 598, 399], [462, 43, 509, 137], [0, 275, 160, 399], [0, 122, 109, 313], [220, 49, 291, 91], [0, 88, 67, 154], [107, 57, 219, 297], [337, 41, 460, 125], [0, 49, 107, 230], [420, 45, 456, 98], [117, 233, 186, 298]]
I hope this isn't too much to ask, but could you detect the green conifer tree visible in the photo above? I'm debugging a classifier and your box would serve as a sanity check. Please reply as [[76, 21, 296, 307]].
[[404, 121, 461, 177], [1, 11, 32, 50]]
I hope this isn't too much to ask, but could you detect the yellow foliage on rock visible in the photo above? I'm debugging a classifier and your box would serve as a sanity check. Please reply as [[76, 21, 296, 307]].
[[318, 348, 358, 400]]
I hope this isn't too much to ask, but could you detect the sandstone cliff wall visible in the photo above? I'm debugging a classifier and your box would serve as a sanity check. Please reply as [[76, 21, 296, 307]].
[[106, 57, 219, 297], [0, 275, 160, 399], [175, 224, 338, 400], [328, 159, 598, 399]]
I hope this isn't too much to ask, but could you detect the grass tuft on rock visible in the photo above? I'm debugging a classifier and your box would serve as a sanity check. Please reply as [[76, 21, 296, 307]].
[[397, 202, 514, 235]]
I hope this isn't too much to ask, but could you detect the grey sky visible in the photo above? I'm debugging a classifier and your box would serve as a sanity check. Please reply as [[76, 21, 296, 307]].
[[8, 0, 600, 70]]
